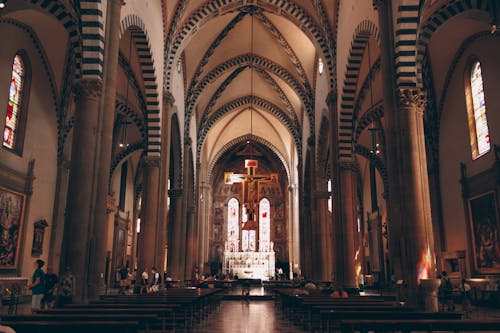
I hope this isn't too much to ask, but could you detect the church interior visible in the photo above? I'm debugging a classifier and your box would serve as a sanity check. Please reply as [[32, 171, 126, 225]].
[[0, 0, 500, 332]]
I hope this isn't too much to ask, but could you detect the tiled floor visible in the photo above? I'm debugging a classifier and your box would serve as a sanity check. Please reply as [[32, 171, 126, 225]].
[[191, 300, 306, 333]]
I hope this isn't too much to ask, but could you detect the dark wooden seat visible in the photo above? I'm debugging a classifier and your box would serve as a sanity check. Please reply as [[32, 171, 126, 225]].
[[1, 320, 139, 333], [340, 319, 500, 333]]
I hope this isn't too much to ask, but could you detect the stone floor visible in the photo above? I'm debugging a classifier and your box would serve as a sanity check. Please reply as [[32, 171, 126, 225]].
[[191, 300, 306, 333], [3, 287, 500, 332]]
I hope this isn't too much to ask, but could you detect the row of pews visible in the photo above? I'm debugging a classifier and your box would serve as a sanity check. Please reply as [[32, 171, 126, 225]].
[[1, 288, 224, 333], [273, 288, 500, 333]]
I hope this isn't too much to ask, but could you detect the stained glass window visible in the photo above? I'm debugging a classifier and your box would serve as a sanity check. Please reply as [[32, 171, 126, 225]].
[[259, 198, 270, 252], [467, 61, 490, 159], [3, 55, 26, 150], [227, 198, 239, 252]]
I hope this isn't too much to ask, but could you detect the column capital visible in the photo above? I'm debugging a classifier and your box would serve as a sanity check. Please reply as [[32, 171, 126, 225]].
[[72, 79, 102, 101], [372, 0, 386, 11], [143, 156, 161, 168], [326, 90, 337, 107], [163, 91, 175, 106], [398, 89, 427, 113]]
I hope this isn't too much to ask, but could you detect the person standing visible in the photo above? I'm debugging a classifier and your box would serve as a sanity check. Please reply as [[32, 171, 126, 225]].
[[27, 259, 45, 312], [461, 279, 472, 318], [150, 267, 160, 292], [118, 266, 129, 295], [140, 269, 149, 294], [59, 269, 74, 307], [42, 270, 58, 309]]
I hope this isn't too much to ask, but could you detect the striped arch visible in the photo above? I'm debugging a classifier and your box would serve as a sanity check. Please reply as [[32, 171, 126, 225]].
[[339, 20, 380, 161], [190, 54, 311, 120], [394, 0, 421, 88], [19, 0, 82, 76], [115, 100, 147, 139], [416, 0, 493, 86], [79, 0, 105, 78], [353, 144, 388, 198], [165, 1, 335, 91], [109, 141, 145, 182], [207, 134, 291, 185], [197, 95, 301, 160], [353, 104, 384, 144], [120, 14, 161, 157]]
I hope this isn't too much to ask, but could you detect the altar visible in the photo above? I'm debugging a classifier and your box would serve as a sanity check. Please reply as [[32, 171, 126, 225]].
[[224, 250, 275, 280]]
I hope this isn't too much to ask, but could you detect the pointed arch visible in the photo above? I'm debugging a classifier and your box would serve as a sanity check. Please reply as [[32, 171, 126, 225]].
[[416, 0, 493, 88], [339, 20, 380, 161], [165, 1, 335, 92], [120, 14, 161, 157]]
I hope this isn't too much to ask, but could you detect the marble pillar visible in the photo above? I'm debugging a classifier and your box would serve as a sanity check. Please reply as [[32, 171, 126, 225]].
[[62, 79, 102, 303], [373, 0, 404, 279], [88, 0, 124, 300], [137, 157, 161, 273], [396, 89, 436, 298], [158, 92, 174, 274], [168, 188, 184, 279], [315, 187, 333, 280], [337, 163, 358, 289], [198, 182, 211, 272], [374, 0, 436, 301]]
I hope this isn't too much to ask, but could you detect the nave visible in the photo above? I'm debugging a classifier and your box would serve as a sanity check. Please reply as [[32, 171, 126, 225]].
[[1, 283, 500, 333]]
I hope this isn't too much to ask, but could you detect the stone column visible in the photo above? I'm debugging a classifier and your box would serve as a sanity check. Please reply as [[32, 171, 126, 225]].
[[198, 182, 211, 271], [373, 0, 404, 279], [178, 139, 193, 281], [315, 187, 333, 280], [48, 157, 71, 274], [374, 0, 436, 302], [337, 163, 358, 289], [396, 89, 436, 299], [137, 157, 161, 273], [62, 79, 102, 303], [168, 188, 184, 280], [158, 92, 174, 274], [88, 0, 124, 300], [326, 91, 341, 282]]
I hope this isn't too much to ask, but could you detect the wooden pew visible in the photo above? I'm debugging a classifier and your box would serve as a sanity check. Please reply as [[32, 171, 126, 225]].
[[36, 307, 175, 332], [340, 319, 500, 333], [0, 320, 139, 333], [321, 311, 463, 333]]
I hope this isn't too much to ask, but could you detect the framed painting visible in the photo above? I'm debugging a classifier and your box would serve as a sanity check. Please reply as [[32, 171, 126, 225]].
[[467, 191, 500, 274], [0, 185, 26, 270]]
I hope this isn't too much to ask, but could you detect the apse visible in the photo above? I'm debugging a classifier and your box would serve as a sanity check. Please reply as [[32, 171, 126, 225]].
[[208, 140, 289, 279]]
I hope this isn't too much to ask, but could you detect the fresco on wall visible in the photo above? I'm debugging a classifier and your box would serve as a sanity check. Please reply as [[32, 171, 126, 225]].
[[0, 186, 26, 270], [468, 191, 500, 274]]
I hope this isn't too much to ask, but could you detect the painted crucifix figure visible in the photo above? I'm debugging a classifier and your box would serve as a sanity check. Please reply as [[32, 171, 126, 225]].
[[224, 159, 278, 231]]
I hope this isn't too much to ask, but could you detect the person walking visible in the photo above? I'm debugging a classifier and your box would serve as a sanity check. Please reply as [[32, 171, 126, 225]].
[[27, 259, 45, 312]]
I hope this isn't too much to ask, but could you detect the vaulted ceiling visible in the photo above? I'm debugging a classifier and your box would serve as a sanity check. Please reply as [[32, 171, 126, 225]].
[[163, 1, 338, 171]]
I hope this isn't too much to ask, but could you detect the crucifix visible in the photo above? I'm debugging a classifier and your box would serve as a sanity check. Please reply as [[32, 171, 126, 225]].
[[224, 159, 278, 230]]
